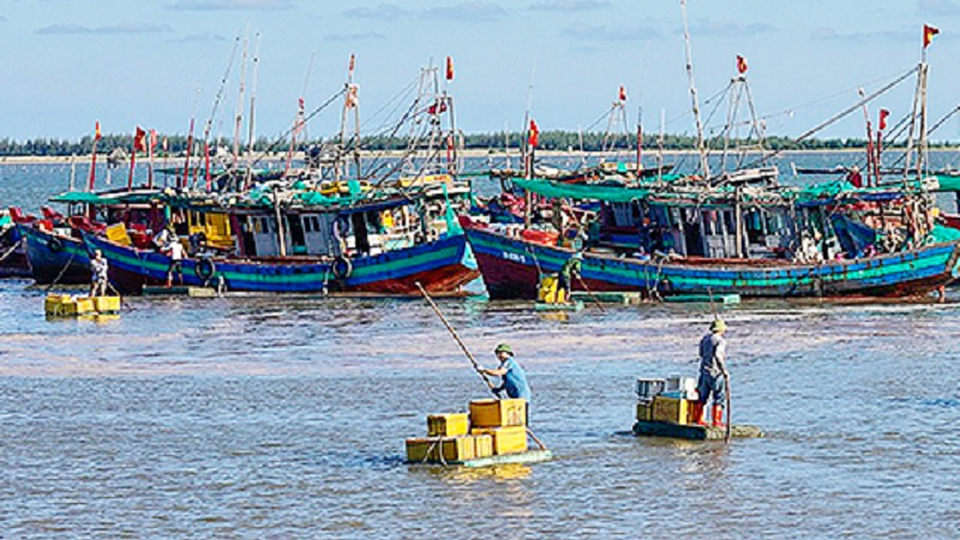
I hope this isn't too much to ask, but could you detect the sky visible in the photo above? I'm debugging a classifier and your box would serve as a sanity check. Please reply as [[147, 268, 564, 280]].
[[1, 0, 959, 143]]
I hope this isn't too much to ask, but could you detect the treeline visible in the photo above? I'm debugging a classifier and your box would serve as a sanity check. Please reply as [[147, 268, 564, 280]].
[[0, 131, 949, 157]]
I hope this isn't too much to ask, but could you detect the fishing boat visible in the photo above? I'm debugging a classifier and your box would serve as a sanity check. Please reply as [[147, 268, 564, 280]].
[[0, 208, 31, 278], [84, 190, 478, 295], [18, 188, 165, 285], [463, 177, 960, 300]]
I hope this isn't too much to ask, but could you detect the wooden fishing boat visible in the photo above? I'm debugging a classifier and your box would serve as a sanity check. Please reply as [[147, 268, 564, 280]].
[[85, 226, 477, 295], [0, 209, 31, 278], [465, 220, 960, 299], [632, 421, 762, 441], [20, 224, 91, 285], [464, 174, 960, 300]]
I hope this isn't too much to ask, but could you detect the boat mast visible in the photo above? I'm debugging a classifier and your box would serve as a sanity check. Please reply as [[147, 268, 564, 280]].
[[680, 0, 710, 179], [244, 32, 261, 190], [339, 54, 361, 182], [231, 29, 250, 176]]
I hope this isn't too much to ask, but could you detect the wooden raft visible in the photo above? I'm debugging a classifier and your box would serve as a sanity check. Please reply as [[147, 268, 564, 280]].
[[633, 420, 763, 441]]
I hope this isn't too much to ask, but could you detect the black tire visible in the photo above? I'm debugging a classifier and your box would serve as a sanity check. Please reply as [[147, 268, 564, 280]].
[[331, 255, 353, 280], [195, 258, 216, 281], [48, 236, 63, 252]]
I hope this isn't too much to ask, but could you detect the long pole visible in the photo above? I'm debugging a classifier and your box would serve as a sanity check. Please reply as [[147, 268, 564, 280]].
[[415, 282, 498, 394], [575, 274, 606, 313]]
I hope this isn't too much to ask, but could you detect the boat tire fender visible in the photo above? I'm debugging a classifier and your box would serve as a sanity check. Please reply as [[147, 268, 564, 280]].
[[49, 237, 63, 252], [332, 255, 353, 280], [195, 258, 216, 282]]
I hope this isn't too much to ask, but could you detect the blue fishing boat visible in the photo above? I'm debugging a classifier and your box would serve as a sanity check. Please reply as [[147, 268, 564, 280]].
[[464, 177, 960, 300], [20, 225, 91, 285]]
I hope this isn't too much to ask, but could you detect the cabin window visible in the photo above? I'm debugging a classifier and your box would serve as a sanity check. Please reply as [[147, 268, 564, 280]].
[[303, 217, 312, 233]]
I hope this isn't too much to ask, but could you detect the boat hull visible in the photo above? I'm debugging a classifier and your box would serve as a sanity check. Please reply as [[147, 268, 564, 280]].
[[84, 232, 479, 295], [0, 226, 30, 278], [20, 225, 91, 284], [465, 224, 960, 299]]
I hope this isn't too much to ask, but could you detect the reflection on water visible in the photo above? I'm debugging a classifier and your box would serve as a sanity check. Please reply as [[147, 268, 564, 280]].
[[3, 275, 960, 536]]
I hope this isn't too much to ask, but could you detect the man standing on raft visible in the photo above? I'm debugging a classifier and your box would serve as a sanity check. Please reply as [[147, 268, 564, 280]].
[[694, 319, 729, 427]]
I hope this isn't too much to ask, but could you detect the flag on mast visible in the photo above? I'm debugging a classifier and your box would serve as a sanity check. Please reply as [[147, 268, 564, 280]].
[[528, 119, 540, 148], [133, 127, 147, 153], [878, 109, 890, 131], [736, 55, 748, 74], [923, 24, 939, 48], [445, 56, 455, 81], [95, 121, 102, 141], [618, 85, 627, 102]]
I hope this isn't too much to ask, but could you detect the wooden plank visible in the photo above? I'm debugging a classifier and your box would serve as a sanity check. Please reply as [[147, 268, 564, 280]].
[[663, 293, 741, 304], [405, 450, 553, 468], [632, 420, 762, 440], [534, 301, 583, 312], [570, 291, 641, 305]]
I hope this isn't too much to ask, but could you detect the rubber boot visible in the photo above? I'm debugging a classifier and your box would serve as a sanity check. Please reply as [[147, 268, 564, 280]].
[[712, 405, 725, 428], [692, 402, 708, 426]]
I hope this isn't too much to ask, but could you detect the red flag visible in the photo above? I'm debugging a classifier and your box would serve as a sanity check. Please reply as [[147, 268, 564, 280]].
[[348, 53, 356, 75], [618, 85, 627, 102], [878, 108, 890, 131], [345, 84, 359, 108], [133, 126, 146, 153], [150, 129, 158, 150], [736, 55, 748, 74], [923, 24, 939, 48], [427, 99, 448, 115], [95, 121, 102, 141], [528, 119, 540, 148], [445, 56, 455, 81]]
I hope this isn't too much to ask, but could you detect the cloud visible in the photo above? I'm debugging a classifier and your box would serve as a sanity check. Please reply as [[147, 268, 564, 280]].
[[810, 26, 915, 43], [562, 21, 661, 41], [917, 0, 960, 15], [169, 33, 230, 43], [167, 0, 293, 10], [323, 31, 384, 41], [343, 2, 409, 20], [684, 19, 775, 37], [423, 2, 507, 22], [529, 0, 610, 11], [36, 22, 173, 35]]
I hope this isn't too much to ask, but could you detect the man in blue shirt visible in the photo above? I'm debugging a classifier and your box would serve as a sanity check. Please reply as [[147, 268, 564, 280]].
[[480, 343, 532, 405]]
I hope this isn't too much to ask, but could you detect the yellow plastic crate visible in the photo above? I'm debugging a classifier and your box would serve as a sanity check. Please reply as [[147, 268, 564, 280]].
[[636, 402, 653, 421], [427, 413, 470, 437], [406, 436, 476, 463], [470, 426, 528, 455], [473, 434, 494, 459], [92, 296, 121, 314], [469, 398, 527, 428], [45, 295, 95, 317], [652, 396, 696, 425]]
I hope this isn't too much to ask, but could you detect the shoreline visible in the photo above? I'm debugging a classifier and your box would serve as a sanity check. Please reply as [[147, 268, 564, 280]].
[[2, 147, 959, 166]]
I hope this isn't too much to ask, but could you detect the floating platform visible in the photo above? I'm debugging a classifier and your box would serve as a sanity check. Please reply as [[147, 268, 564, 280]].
[[407, 450, 553, 468], [534, 300, 583, 312], [570, 291, 642, 305], [632, 420, 763, 441], [663, 293, 741, 304], [142, 286, 218, 298]]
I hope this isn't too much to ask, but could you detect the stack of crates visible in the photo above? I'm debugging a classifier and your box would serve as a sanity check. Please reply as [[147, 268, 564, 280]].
[[637, 376, 700, 425], [406, 412, 494, 463], [405, 398, 529, 463], [468, 398, 528, 455], [45, 294, 121, 317]]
